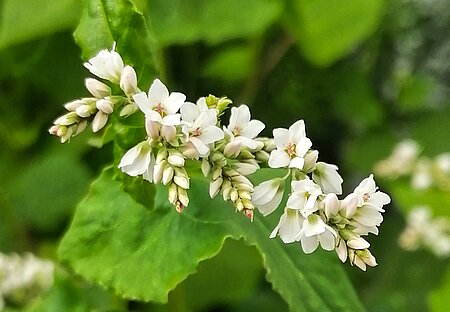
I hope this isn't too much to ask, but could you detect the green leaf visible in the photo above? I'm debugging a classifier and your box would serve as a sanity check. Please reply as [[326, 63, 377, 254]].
[[59, 168, 363, 311], [74, 0, 158, 85], [6, 150, 91, 232], [58, 168, 233, 303], [0, 0, 81, 49], [284, 0, 385, 66], [429, 265, 450, 312], [146, 0, 283, 45]]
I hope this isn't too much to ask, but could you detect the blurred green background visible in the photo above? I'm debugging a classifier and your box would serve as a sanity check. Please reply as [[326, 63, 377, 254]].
[[1, 0, 450, 311]]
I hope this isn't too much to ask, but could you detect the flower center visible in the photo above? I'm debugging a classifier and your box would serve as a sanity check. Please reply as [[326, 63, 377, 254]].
[[155, 103, 166, 116], [285, 143, 296, 158], [192, 127, 202, 137], [232, 126, 242, 136], [363, 193, 370, 201]]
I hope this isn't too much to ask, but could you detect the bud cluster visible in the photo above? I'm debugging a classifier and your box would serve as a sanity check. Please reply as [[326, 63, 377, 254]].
[[49, 45, 391, 270]]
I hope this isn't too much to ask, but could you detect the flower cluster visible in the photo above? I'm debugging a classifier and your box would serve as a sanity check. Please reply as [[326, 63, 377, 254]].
[[50, 45, 391, 270], [399, 206, 450, 257], [375, 139, 450, 191], [0, 253, 54, 310]]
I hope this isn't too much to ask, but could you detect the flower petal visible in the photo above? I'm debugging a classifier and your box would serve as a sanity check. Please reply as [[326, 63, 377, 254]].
[[268, 150, 290, 168], [133, 92, 153, 115], [199, 126, 224, 144], [148, 79, 169, 106], [289, 120, 306, 143], [165, 92, 186, 114], [241, 120, 265, 139], [162, 114, 181, 126], [180, 102, 200, 123], [300, 235, 319, 254], [273, 128, 290, 149], [190, 137, 210, 156], [295, 136, 312, 157]]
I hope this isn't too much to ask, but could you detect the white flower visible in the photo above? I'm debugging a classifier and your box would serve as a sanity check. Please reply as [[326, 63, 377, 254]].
[[225, 105, 265, 150], [286, 179, 322, 217], [374, 139, 419, 177], [84, 45, 124, 83], [133, 78, 186, 126], [85, 78, 111, 98], [353, 174, 391, 209], [270, 208, 304, 244], [268, 120, 312, 169], [411, 158, 432, 190], [349, 249, 377, 271], [297, 214, 337, 254], [252, 178, 285, 216], [312, 162, 343, 195], [181, 100, 224, 156], [350, 204, 384, 235], [118, 141, 154, 178]]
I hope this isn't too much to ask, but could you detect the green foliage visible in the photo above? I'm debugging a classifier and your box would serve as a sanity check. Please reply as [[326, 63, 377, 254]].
[[145, 0, 283, 46], [284, 0, 386, 66], [0, 0, 81, 49], [59, 168, 363, 311]]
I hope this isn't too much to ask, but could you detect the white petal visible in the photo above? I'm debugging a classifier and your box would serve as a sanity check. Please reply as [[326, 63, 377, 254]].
[[190, 137, 210, 156], [268, 150, 290, 168], [289, 157, 304, 169], [289, 120, 306, 143], [324, 193, 340, 218], [165, 92, 186, 114], [319, 230, 336, 251], [353, 206, 383, 226], [118, 142, 151, 176], [162, 114, 181, 126], [273, 128, 290, 149], [133, 92, 153, 115], [253, 180, 279, 206], [295, 136, 312, 157], [302, 215, 326, 237], [342, 193, 358, 218], [180, 102, 200, 123], [300, 235, 319, 254], [286, 193, 306, 210], [347, 237, 370, 250], [241, 120, 265, 139], [257, 188, 284, 216], [367, 192, 391, 208], [239, 136, 258, 149], [229, 105, 250, 130], [118, 143, 142, 167], [148, 79, 169, 106], [199, 126, 224, 144]]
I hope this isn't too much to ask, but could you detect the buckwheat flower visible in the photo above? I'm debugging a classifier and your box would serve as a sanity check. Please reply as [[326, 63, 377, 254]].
[[225, 104, 265, 150], [180, 101, 224, 156], [118, 141, 154, 177], [268, 120, 312, 169], [374, 139, 420, 177], [253, 178, 285, 216], [351, 204, 384, 235], [297, 214, 337, 254], [85, 78, 111, 98], [312, 162, 343, 195], [84, 44, 124, 83], [270, 208, 304, 243], [286, 179, 322, 217], [353, 174, 391, 209], [133, 78, 185, 126], [411, 158, 432, 190]]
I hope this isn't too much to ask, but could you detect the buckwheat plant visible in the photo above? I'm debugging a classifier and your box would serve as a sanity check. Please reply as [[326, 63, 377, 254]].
[[50, 45, 390, 271]]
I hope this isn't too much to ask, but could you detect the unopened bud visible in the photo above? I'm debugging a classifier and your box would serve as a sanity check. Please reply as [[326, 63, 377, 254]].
[[182, 142, 200, 159], [168, 183, 177, 204], [120, 65, 138, 95], [162, 165, 174, 185], [224, 141, 241, 158], [146, 119, 160, 139], [120, 103, 139, 117], [153, 160, 166, 184], [64, 99, 85, 111], [209, 177, 223, 198], [178, 187, 189, 207], [201, 159, 211, 177], [76, 104, 93, 118], [212, 167, 222, 180], [168, 153, 185, 167], [161, 125, 176, 142], [255, 150, 270, 162], [54, 112, 79, 126], [96, 98, 114, 114], [74, 120, 88, 136], [92, 111, 108, 132], [156, 148, 168, 164], [303, 150, 319, 173], [85, 78, 111, 98], [230, 188, 239, 202], [174, 176, 189, 189]]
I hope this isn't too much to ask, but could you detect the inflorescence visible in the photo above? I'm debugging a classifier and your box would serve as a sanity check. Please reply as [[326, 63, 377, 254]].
[[50, 44, 391, 270]]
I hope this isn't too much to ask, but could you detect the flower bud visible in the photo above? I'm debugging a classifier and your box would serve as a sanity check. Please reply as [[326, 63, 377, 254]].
[[120, 104, 139, 117], [230, 188, 239, 202], [209, 177, 223, 198], [64, 99, 85, 111], [303, 150, 319, 173], [76, 105, 93, 118], [224, 141, 241, 158], [92, 111, 108, 132], [212, 167, 222, 180], [162, 165, 174, 185], [182, 142, 201, 159], [85, 78, 111, 98], [153, 160, 166, 184], [201, 159, 211, 177], [178, 187, 189, 207], [48, 125, 60, 136], [96, 99, 114, 114], [336, 237, 348, 263], [156, 148, 168, 164], [255, 150, 270, 162], [168, 153, 185, 167], [120, 65, 138, 95], [168, 183, 177, 204], [252, 178, 285, 216], [145, 120, 160, 139], [54, 112, 79, 126], [341, 193, 358, 218], [347, 236, 370, 250], [234, 162, 258, 175], [74, 120, 88, 136], [324, 193, 339, 219], [174, 176, 189, 189], [161, 125, 176, 142]]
